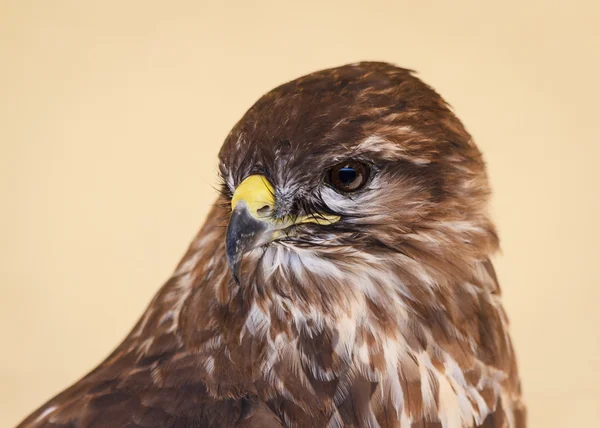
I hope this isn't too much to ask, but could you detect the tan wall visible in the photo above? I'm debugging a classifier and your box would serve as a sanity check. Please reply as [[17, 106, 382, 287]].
[[1, 1, 598, 426]]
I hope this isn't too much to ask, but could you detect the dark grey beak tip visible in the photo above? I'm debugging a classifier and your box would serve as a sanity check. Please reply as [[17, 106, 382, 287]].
[[226, 205, 269, 282], [227, 253, 242, 285]]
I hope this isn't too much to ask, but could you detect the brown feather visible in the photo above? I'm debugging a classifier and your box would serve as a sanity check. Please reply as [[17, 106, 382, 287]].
[[18, 62, 524, 428]]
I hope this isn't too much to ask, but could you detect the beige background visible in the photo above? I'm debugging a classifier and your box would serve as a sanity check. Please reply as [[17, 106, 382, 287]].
[[1, 1, 599, 426]]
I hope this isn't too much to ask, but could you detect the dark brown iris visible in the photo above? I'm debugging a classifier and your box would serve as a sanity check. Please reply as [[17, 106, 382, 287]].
[[327, 161, 369, 192]]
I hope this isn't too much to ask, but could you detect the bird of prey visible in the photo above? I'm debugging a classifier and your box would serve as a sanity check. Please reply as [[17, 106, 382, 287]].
[[18, 62, 525, 428]]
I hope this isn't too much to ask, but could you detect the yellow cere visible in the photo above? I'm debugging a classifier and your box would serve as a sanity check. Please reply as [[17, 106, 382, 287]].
[[231, 175, 275, 218], [231, 175, 340, 226]]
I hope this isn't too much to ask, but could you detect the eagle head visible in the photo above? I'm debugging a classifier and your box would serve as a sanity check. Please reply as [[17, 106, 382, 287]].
[[218, 62, 497, 317]]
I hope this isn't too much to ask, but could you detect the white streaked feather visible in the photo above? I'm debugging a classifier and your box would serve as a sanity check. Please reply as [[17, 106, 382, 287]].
[[33, 406, 56, 423]]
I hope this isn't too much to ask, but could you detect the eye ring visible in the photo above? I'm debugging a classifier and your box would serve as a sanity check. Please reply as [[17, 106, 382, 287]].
[[326, 160, 370, 193]]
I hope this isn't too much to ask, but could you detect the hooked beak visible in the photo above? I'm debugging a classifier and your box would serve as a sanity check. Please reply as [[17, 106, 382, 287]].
[[225, 175, 340, 282], [226, 175, 277, 282]]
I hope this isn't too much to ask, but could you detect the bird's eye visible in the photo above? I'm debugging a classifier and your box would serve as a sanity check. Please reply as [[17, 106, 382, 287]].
[[326, 161, 370, 192]]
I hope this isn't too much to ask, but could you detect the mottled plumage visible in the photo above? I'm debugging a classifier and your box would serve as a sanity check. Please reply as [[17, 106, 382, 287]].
[[18, 62, 525, 428]]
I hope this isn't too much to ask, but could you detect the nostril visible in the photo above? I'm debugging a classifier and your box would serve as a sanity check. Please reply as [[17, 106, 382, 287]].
[[257, 205, 272, 216]]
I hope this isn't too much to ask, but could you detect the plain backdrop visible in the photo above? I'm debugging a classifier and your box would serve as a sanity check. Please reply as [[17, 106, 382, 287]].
[[1, 1, 599, 426]]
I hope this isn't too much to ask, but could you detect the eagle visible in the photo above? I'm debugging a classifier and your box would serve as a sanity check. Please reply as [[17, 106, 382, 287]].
[[18, 62, 525, 428]]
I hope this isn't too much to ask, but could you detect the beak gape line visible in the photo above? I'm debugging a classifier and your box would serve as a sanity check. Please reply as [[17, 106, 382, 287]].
[[225, 175, 340, 281]]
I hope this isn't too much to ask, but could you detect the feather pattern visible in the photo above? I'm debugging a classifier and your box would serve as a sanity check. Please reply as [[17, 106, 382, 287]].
[[18, 62, 525, 428]]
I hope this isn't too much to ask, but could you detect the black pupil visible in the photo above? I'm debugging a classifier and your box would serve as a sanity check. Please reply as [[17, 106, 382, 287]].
[[338, 166, 357, 185]]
